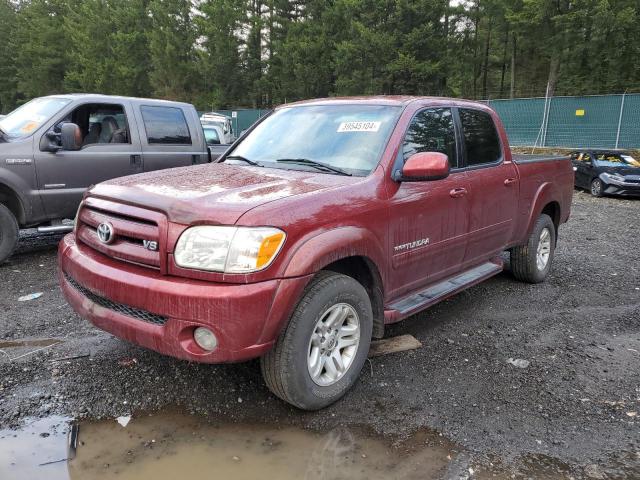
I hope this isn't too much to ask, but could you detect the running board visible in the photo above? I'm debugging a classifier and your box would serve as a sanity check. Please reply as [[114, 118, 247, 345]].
[[37, 225, 73, 233], [385, 259, 504, 322]]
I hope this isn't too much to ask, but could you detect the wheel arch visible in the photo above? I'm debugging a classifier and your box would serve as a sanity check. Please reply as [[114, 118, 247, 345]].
[[280, 227, 387, 339], [522, 183, 562, 244], [540, 201, 560, 241], [0, 182, 26, 225], [322, 256, 385, 339]]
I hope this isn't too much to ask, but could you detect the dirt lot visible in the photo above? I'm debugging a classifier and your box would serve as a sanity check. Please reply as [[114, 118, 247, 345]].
[[1, 191, 639, 478]]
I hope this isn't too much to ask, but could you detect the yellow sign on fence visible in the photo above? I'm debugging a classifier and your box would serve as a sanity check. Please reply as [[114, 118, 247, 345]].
[[575, 109, 585, 116]]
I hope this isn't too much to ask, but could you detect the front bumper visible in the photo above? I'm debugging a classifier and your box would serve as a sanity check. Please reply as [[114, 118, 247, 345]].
[[602, 178, 640, 196], [59, 234, 311, 363]]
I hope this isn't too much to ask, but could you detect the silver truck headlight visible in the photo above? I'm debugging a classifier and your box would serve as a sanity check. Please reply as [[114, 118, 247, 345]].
[[174, 226, 286, 273]]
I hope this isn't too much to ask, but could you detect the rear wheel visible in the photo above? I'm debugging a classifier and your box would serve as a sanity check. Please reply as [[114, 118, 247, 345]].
[[590, 178, 604, 197], [510, 214, 555, 284], [261, 271, 372, 410], [0, 204, 19, 264]]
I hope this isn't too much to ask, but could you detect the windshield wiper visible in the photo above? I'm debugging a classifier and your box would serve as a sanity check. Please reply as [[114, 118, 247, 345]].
[[276, 158, 352, 176], [224, 155, 262, 166]]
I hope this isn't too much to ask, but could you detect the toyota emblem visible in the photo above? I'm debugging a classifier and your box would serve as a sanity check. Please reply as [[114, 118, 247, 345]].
[[96, 222, 114, 244]]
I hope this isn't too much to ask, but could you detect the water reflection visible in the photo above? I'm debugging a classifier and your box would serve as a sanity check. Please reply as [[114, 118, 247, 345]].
[[1, 413, 454, 480]]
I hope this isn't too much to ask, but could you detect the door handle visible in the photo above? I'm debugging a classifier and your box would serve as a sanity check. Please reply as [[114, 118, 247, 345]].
[[130, 154, 142, 166], [504, 177, 518, 186], [449, 187, 467, 198]]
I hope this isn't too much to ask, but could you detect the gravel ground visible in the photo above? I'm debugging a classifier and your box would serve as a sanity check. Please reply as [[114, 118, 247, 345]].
[[1, 192, 639, 478]]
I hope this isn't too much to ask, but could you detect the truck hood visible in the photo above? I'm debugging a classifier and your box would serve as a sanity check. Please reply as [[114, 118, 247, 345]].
[[89, 163, 358, 225]]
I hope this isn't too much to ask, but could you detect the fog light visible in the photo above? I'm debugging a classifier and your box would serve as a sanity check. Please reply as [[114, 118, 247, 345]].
[[193, 327, 218, 351]]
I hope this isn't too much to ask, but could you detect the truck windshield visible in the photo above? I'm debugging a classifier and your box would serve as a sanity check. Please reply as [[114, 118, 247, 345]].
[[227, 105, 401, 176], [0, 97, 72, 139]]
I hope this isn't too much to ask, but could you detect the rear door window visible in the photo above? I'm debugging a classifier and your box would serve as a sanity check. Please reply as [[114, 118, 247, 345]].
[[141, 106, 192, 145], [459, 108, 501, 167], [402, 108, 457, 168]]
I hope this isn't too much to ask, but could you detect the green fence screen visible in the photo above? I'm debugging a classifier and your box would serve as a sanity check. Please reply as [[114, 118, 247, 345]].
[[488, 94, 639, 149], [201, 94, 639, 149]]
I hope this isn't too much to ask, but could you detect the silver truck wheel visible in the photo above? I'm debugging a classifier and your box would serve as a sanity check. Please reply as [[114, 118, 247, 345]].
[[261, 271, 372, 410], [536, 227, 552, 271], [510, 214, 556, 284], [307, 303, 361, 387]]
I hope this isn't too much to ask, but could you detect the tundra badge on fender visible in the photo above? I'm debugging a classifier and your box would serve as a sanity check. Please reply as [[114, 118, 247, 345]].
[[394, 238, 430, 252]]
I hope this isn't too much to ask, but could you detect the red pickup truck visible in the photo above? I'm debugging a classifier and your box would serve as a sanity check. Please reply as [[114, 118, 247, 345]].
[[58, 97, 573, 410]]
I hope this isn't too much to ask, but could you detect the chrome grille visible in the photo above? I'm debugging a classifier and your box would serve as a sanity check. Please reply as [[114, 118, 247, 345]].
[[77, 202, 162, 269]]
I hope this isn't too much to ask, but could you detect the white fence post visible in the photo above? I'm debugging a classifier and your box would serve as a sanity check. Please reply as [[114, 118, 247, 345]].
[[615, 92, 626, 149]]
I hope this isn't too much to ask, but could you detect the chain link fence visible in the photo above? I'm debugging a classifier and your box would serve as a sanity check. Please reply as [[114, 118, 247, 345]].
[[487, 93, 639, 149]]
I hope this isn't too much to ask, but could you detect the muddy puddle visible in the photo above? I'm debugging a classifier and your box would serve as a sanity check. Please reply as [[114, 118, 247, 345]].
[[0, 338, 64, 362], [0, 338, 62, 349], [0, 412, 582, 479]]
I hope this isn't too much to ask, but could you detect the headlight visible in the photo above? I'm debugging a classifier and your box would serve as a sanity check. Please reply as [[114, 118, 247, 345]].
[[601, 172, 625, 183], [174, 226, 286, 273]]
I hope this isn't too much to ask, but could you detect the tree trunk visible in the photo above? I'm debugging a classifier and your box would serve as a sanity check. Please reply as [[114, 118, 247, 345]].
[[441, 2, 449, 95], [499, 24, 509, 98], [482, 16, 492, 99], [510, 33, 516, 98], [472, 0, 480, 98], [547, 53, 560, 98]]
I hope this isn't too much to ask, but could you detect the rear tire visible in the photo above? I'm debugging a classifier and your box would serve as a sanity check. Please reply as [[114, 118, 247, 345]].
[[261, 271, 373, 410], [0, 204, 19, 264], [590, 178, 604, 197], [510, 214, 555, 284]]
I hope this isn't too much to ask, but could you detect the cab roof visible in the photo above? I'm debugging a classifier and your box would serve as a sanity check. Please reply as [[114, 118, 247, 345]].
[[42, 93, 193, 108], [280, 95, 490, 110]]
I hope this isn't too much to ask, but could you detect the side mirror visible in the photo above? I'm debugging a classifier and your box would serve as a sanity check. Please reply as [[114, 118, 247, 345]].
[[60, 123, 82, 151], [399, 152, 450, 181], [39, 130, 61, 153]]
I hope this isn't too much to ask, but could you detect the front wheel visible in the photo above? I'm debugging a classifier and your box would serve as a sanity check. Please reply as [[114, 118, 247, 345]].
[[261, 271, 373, 410], [510, 214, 556, 284], [590, 178, 604, 197]]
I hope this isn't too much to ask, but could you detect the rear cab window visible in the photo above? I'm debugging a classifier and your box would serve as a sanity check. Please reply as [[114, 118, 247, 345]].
[[141, 106, 192, 145], [459, 108, 502, 167]]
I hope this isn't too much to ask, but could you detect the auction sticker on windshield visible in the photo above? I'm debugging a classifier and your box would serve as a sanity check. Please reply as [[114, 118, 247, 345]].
[[337, 121, 381, 133]]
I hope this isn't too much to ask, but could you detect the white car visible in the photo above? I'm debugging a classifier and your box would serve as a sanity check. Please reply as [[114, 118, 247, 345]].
[[200, 113, 234, 144], [202, 124, 225, 146]]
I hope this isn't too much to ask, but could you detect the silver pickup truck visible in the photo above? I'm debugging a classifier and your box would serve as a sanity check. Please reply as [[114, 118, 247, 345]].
[[0, 94, 229, 263]]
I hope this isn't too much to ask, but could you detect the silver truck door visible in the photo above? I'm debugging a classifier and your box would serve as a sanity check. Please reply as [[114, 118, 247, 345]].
[[33, 100, 143, 220]]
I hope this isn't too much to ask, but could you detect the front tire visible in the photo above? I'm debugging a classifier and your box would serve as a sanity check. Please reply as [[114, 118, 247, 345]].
[[510, 214, 556, 284], [261, 271, 373, 410], [590, 178, 604, 197], [0, 204, 19, 264]]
